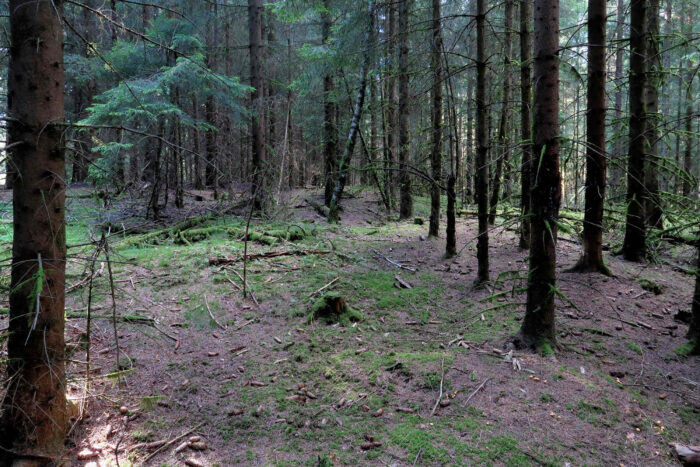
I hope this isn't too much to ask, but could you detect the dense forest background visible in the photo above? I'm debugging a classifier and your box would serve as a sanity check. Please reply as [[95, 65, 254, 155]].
[[0, 0, 699, 465]]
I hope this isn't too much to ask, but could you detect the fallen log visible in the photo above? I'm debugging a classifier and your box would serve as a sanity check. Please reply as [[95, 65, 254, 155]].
[[306, 198, 330, 218], [209, 249, 331, 265]]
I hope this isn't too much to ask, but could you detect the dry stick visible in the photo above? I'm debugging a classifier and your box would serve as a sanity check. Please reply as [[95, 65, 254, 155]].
[[203, 294, 226, 330], [371, 248, 417, 272], [229, 268, 263, 311], [103, 235, 122, 387], [309, 277, 339, 297], [429, 356, 446, 416], [142, 422, 206, 464], [462, 378, 490, 408]]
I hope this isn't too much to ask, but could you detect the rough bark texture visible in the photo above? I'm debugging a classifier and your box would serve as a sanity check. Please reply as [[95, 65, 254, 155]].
[[249, 0, 266, 210], [475, 0, 490, 283], [322, 0, 337, 207], [644, 0, 663, 229], [489, 0, 514, 226], [517, 0, 560, 349], [385, 2, 398, 208], [0, 0, 68, 462], [429, 0, 443, 237], [398, 0, 413, 219], [623, 0, 648, 262], [569, 0, 609, 274], [519, 0, 533, 249]]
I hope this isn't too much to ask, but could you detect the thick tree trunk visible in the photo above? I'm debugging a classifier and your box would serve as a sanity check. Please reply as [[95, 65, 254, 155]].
[[644, 0, 663, 229], [249, 0, 266, 210], [327, 4, 374, 223], [519, 0, 533, 249], [429, 0, 443, 236], [489, 0, 514, 226], [0, 0, 68, 461], [445, 175, 457, 257], [475, 0, 490, 283], [517, 0, 561, 349], [384, 3, 398, 209], [398, 0, 412, 219], [322, 0, 337, 207], [568, 0, 610, 275], [623, 0, 648, 262]]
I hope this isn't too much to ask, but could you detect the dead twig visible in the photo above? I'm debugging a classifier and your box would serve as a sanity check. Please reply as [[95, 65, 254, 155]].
[[371, 248, 417, 272], [309, 277, 340, 297], [429, 356, 446, 416], [462, 378, 490, 408], [204, 294, 226, 330], [142, 422, 206, 463]]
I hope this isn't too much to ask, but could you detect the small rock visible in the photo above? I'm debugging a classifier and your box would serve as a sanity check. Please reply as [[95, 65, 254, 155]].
[[77, 449, 99, 460]]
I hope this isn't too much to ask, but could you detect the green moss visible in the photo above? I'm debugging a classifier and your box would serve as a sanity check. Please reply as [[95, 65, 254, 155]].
[[637, 278, 663, 295], [626, 342, 643, 355], [309, 292, 363, 325]]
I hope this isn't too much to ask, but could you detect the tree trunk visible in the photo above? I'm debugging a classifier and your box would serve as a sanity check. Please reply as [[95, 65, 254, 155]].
[[445, 175, 457, 257], [475, 0, 490, 284], [610, 0, 625, 197], [517, 0, 561, 349], [568, 0, 610, 275], [489, 0, 514, 226], [0, 0, 68, 461], [689, 239, 700, 354], [623, 0, 648, 262], [644, 0, 663, 229], [322, 0, 337, 207], [429, 0, 443, 236], [249, 0, 266, 210], [519, 0, 533, 249], [328, 4, 374, 223], [386, 0, 398, 209], [398, 0, 412, 219]]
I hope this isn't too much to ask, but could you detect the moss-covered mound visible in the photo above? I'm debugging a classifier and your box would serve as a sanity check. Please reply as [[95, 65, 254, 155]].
[[310, 292, 363, 325]]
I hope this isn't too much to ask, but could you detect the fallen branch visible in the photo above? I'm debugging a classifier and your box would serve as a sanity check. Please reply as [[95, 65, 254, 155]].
[[209, 249, 331, 265], [142, 422, 206, 463], [66, 262, 105, 293], [306, 198, 330, 218], [371, 248, 417, 272]]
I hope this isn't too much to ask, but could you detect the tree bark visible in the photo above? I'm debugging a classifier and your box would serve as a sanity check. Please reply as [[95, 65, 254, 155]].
[[489, 0, 514, 226], [475, 0, 490, 283], [518, 0, 533, 249], [398, 0, 412, 219], [568, 0, 610, 274], [249, 0, 266, 210], [322, 0, 337, 206], [1, 0, 68, 461], [517, 0, 561, 349], [623, 0, 648, 262], [644, 0, 663, 228], [689, 239, 700, 354], [445, 175, 457, 257], [429, 0, 443, 236], [610, 0, 625, 197]]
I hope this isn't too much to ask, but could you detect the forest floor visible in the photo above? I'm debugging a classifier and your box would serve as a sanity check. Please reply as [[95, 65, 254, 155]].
[[1, 186, 699, 466]]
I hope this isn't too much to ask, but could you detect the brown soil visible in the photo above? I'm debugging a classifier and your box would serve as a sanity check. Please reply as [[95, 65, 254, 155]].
[[2, 187, 698, 466]]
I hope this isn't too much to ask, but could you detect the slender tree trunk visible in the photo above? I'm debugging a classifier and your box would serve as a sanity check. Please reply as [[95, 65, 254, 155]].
[[489, 0, 514, 225], [386, 1, 398, 208], [445, 175, 457, 257], [644, 0, 663, 228], [466, 80, 474, 204], [475, 0, 490, 284], [429, 0, 443, 236], [519, 0, 533, 249], [249, 0, 266, 210], [623, 0, 648, 262], [610, 0, 625, 197], [398, 0, 412, 219], [1, 1, 68, 461], [322, 0, 337, 206], [569, 0, 609, 274], [328, 4, 374, 222], [516, 0, 561, 349]]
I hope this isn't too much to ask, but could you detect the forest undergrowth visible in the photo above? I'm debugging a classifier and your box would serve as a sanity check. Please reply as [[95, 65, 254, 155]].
[[1, 186, 698, 466]]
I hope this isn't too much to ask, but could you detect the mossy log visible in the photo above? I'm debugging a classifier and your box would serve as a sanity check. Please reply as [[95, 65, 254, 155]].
[[310, 292, 363, 325]]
